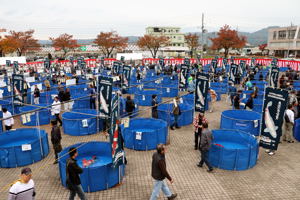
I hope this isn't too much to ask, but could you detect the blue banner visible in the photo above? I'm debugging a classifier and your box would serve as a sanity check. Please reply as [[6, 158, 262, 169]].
[[98, 76, 113, 118], [260, 87, 289, 150], [195, 72, 209, 113]]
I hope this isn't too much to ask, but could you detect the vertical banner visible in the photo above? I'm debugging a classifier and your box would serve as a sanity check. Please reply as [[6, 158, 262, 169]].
[[238, 60, 246, 75], [13, 61, 19, 73], [179, 64, 189, 89], [210, 59, 217, 74], [122, 65, 131, 89], [251, 57, 256, 68], [230, 56, 235, 64], [184, 58, 190, 66], [259, 87, 289, 150], [159, 58, 164, 67], [112, 61, 121, 75], [222, 58, 228, 70], [109, 95, 124, 167], [6, 60, 11, 67], [98, 76, 113, 118], [12, 74, 24, 104], [271, 58, 278, 67], [195, 72, 209, 113], [229, 64, 237, 83], [269, 66, 279, 88]]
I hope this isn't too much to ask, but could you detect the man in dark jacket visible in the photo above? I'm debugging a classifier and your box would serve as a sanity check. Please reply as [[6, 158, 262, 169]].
[[66, 147, 86, 200], [63, 88, 72, 111], [51, 120, 62, 164], [150, 144, 177, 200], [197, 123, 213, 172], [33, 85, 40, 104], [125, 96, 135, 118], [152, 95, 158, 118]]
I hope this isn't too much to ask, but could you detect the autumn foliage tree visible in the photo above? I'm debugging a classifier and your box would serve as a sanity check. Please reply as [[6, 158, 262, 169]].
[[0, 36, 19, 57], [94, 31, 128, 58], [137, 35, 169, 58], [50, 33, 79, 57], [259, 43, 268, 55], [8, 30, 40, 56], [185, 33, 199, 58], [210, 25, 246, 58]]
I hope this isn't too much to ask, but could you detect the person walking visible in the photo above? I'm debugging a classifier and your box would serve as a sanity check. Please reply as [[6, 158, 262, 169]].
[[89, 84, 96, 109], [66, 147, 86, 200], [283, 104, 295, 143], [152, 95, 158, 118], [150, 144, 177, 200], [63, 88, 72, 111], [2, 108, 14, 131], [8, 168, 35, 200], [170, 97, 180, 130], [51, 120, 62, 164], [208, 88, 217, 113], [33, 85, 40, 104], [193, 113, 208, 150], [197, 123, 213, 172], [125, 96, 135, 118], [51, 96, 62, 126]]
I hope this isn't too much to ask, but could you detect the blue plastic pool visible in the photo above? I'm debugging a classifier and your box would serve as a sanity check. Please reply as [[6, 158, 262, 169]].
[[58, 142, 125, 192], [294, 119, 300, 142], [0, 128, 49, 168], [134, 90, 162, 106], [157, 103, 194, 126], [209, 129, 259, 171], [220, 110, 261, 136], [62, 109, 103, 136], [121, 118, 168, 150], [19, 104, 52, 126]]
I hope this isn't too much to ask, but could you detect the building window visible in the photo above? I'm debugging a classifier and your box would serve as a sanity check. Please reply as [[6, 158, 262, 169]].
[[273, 31, 277, 40], [153, 28, 160, 32], [278, 31, 287, 39], [288, 30, 296, 39]]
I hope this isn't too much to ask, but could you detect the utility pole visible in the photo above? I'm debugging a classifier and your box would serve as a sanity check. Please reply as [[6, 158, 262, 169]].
[[201, 13, 204, 59]]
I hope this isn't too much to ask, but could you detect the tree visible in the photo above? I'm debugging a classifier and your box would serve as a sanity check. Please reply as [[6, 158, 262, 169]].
[[94, 31, 128, 58], [50, 33, 79, 57], [210, 25, 246, 58], [0, 36, 19, 57], [137, 35, 169, 58], [8, 30, 40, 56], [185, 33, 199, 58], [259, 43, 268, 55]]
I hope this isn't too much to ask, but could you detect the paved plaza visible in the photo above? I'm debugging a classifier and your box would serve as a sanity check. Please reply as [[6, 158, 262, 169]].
[[0, 94, 300, 200]]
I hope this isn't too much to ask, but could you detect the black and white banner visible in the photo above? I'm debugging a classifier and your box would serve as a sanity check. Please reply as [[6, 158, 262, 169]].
[[222, 58, 228, 70], [6, 60, 11, 67], [230, 56, 235, 64], [98, 76, 113, 118], [109, 94, 124, 167], [179, 64, 189, 89], [229, 64, 237, 83], [159, 58, 164, 67], [259, 87, 289, 150], [184, 58, 190, 66], [195, 72, 209, 113], [210, 59, 217, 74], [238, 60, 246, 75], [269, 66, 279, 88], [112, 61, 122, 75], [251, 57, 256, 68], [122, 65, 131, 89], [12, 74, 24, 105], [271, 58, 278, 67]]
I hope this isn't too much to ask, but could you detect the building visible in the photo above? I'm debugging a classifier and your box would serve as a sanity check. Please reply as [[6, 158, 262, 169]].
[[146, 27, 189, 57], [267, 26, 300, 58]]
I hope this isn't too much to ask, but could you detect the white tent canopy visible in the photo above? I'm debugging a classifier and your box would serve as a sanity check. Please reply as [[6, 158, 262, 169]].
[[0, 57, 26, 65]]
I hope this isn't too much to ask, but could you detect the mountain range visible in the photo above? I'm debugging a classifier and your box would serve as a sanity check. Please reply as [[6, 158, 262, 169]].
[[39, 26, 279, 46]]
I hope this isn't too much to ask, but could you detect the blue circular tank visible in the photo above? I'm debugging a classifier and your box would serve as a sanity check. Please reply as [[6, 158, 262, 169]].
[[0, 128, 49, 168], [134, 90, 162, 106], [19, 104, 51, 126], [122, 118, 168, 150], [157, 103, 194, 126], [209, 129, 259, 171], [72, 95, 91, 109], [58, 142, 125, 192], [294, 119, 300, 142], [220, 110, 261, 136], [62, 109, 103, 136]]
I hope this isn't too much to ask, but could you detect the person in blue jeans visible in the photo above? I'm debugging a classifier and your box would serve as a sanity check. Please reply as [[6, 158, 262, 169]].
[[197, 123, 213, 172], [150, 144, 177, 200], [66, 147, 86, 200], [170, 97, 180, 130]]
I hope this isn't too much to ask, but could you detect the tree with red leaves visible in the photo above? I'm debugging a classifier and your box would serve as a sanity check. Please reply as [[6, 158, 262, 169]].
[[137, 35, 169, 58], [50, 33, 79, 57], [0, 36, 19, 57], [185, 33, 199, 58], [259, 43, 268, 55], [210, 25, 246, 58], [94, 31, 128, 58], [7, 30, 40, 56]]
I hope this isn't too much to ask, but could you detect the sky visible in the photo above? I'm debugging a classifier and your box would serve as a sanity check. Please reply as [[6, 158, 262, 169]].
[[0, 0, 299, 39]]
